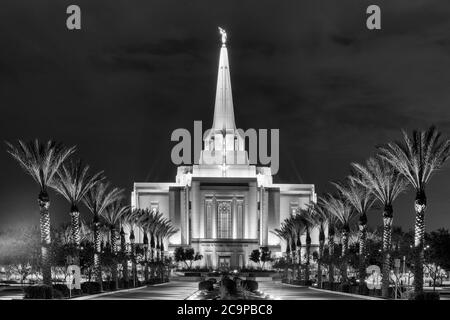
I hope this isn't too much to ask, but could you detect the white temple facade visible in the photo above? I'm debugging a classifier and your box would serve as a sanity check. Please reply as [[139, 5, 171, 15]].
[[129, 30, 317, 269]]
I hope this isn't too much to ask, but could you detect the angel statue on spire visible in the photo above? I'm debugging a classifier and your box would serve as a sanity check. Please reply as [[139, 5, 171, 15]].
[[218, 27, 227, 44]]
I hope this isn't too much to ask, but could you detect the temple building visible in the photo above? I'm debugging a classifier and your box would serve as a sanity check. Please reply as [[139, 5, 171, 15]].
[[129, 29, 317, 269]]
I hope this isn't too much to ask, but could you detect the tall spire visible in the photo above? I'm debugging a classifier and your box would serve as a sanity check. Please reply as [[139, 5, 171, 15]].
[[212, 27, 236, 131]]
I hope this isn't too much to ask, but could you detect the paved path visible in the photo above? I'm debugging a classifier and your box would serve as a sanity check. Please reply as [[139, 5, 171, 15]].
[[84, 281, 198, 300], [85, 280, 369, 300], [0, 287, 24, 300], [257, 281, 367, 300]]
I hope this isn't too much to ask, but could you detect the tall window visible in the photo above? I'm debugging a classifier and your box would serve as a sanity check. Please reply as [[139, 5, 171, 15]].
[[236, 200, 244, 238], [205, 201, 213, 238], [217, 201, 232, 239]]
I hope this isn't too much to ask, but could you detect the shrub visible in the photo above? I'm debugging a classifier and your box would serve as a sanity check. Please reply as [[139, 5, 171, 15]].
[[102, 281, 117, 291], [81, 281, 101, 294], [221, 278, 237, 295], [52, 289, 65, 299], [409, 292, 440, 300], [24, 285, 53, 299], [198, 280, 214, 291], [52, 284, 70, 297], [340, 283, 350, 293], [207, 278, 217, 284], [241, 280, 258, 292]]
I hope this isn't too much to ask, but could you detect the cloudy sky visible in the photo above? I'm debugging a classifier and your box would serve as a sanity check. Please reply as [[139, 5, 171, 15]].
[[1, 0, 450, 232]]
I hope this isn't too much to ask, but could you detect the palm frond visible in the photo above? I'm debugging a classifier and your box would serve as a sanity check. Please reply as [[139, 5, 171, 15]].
[[52, 160, 104, 207], [5, 139, 75, 192]]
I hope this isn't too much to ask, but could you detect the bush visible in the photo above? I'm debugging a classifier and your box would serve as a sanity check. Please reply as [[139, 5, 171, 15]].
[[340, 283, 350, 293], [241, 280, 258, 292], [198, 280, 214, 291], [52, 289, 65, 299], [102, 281, 118, 291], [52, 284, 70, 297], [221, 278, 237, 295], [81, 281, 102, 294], [409, 292, 440, 300], [207, 278, 217, 284], [24, 285, 53, 299]]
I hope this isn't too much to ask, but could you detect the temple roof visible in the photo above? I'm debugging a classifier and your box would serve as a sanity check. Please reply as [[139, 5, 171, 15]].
[[211, 35, 236, 132]]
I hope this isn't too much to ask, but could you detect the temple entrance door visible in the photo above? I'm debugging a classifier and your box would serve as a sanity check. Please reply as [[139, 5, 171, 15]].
[[218, 256, 231, 271]]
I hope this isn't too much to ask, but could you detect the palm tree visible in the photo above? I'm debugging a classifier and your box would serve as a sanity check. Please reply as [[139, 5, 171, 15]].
[[318, 196, 340, 284], [83, 182, 123, 291], [351, 156, 408, 298], [272, 225, 293, 280], [311, 201, 328, 288], [297, 206, 316, 282], [378, 126, 450, 294], [332, 178, 375, 291], [288, 214, 306, 280], [122, 208, 141, 286], [136, 209, 155, 282], [118, 211, 130, 287], [6, 140, 75, 285], [272, 226, 291, 260], [321, 194, 356, 284], [52, 160, 103, 248], [101, 200, 129, 290], [156, 218, 178, 281]]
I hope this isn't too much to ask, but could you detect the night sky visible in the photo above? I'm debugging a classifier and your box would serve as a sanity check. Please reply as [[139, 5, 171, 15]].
[[1, 0, 450, 232]]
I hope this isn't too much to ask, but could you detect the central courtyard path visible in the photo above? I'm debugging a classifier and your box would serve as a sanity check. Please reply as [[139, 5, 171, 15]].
[[82, 280, 369, 300]]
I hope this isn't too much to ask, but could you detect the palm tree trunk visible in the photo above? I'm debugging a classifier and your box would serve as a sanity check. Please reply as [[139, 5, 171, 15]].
[[120, 227, 128, 288], [413, 190, 426, 295], [382, 205, 393, 298], [160, 241, 165, 282], [70, 205, 81, 246], [358, 213, 368, 293], [318, 224, 325, 288], [305, 228, 311, 283], [328, 228, 335, 284], [296, 236, 301, 281], [130, 230, 136, 287], [38, 191, 52, 286], [144, 248, 149, 282], [110, 227, 118, 290], [93, 214, 103, 291], [341, 229, 349, 283]]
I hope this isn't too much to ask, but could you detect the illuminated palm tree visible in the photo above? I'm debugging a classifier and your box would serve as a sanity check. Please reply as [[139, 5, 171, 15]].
[[288, 214, 306, 280], [297, 206, 316, 282], [321, 194, 356, 283], [318, 195, 339, 284], [101, 200, 128, 290], [332, 178, 375, 290], [351, 156, 408, 298], [157, 219, 178, 281], [53, 160, 103, 248], [378, 126, 450, 294], [83, 182, 123, 291], [122, 208, 141, 286], [311, 201, 328, 288], [6, 139, 75, 285], [136, 209, 155, 282]]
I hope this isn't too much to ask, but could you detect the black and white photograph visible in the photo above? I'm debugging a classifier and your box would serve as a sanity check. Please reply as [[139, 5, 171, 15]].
[[1, 0, 450, 315]]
